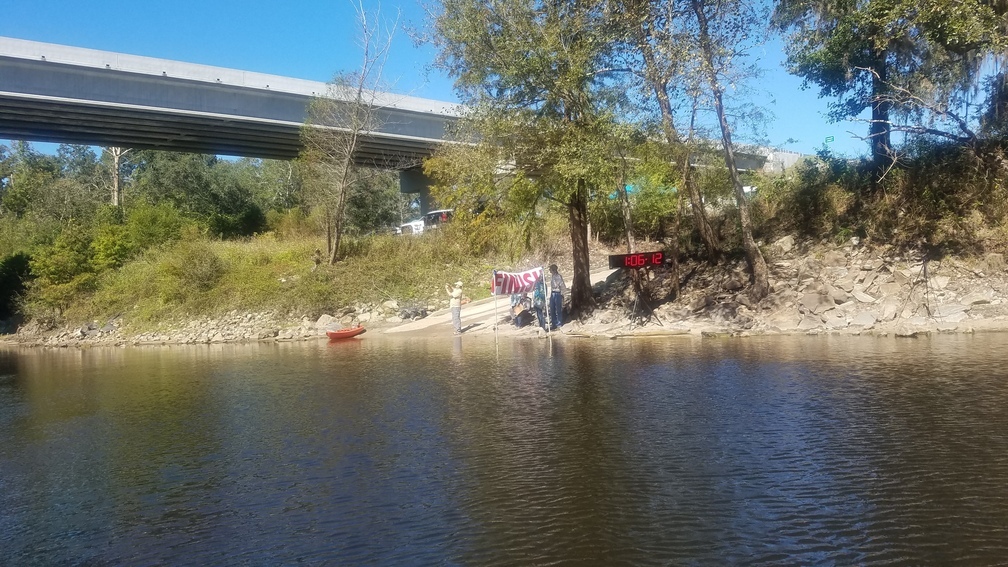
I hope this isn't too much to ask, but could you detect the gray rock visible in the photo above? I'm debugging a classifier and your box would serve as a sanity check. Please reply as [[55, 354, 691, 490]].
[[723, 278, 744, 291], [985, 252, 1005, 272], [765, 309, 801, 330], [823, 312, 848, 329], [851, 312, 877, 328], [691, 294, 712, 312], [797, 316, 823, 331], [879, 297, 902, 321], [774, 235, 795, 253], [852, 290, 878, 303], [822, 250, 847, 267], [878, 282, 903, 297], [829, 287, 851, 304], [934, 304, 969, 318], [801, 293, 834, 314], [930, 275, 950, 290], [960, 293, 990, 305], [315, 314, 335, 329]]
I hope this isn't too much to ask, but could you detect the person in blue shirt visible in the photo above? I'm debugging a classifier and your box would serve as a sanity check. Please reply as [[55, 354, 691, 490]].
[[548, 264, 566, 330], [532, 274, 547, 329]]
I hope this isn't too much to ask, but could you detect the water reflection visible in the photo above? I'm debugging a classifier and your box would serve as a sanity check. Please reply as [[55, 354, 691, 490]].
[[1, 334, 1007, 564]]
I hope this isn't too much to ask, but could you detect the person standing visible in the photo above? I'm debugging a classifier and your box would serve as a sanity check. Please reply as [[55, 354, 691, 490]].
[[532, 274, 547, 329], [446, 281, 464, 334], [548, 264, 566, 330]]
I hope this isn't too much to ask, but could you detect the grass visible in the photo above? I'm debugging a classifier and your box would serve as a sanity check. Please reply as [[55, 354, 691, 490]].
[[56, 225, 521, 331]]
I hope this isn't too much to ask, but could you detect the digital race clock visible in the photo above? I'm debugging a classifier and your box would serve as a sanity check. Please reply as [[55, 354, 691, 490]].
[[608, 252, 665, 269]]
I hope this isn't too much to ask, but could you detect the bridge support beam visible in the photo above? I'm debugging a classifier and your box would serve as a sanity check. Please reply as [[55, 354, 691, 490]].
[[399, 168, 434, 214]]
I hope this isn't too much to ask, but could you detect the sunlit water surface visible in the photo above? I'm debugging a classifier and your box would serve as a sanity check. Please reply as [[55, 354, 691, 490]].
[[1, 334, 1007, 565]]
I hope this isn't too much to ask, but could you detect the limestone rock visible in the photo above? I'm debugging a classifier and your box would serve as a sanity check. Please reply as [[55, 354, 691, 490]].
[[797, 315, 822, 331], [315, 314, 335, 329], [774, 235, 795, 254], [852, 290, 877, 304], [851, 312, 877, 328], [801, 293, 835, 315], [960, 293, 990, 306], [822, 250, 847, 267]]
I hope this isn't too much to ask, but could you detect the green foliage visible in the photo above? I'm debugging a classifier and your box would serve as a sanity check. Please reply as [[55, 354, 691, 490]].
[[125, 201, 195, 249], [28, 228, 97, 314]]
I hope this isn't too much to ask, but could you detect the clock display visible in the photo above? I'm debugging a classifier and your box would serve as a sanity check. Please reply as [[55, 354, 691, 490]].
[[608, 252, 665, 269]]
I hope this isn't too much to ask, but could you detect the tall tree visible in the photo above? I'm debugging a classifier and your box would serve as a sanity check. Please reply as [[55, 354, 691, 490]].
[[619, 0, 721, 259], [690, 0, 770, 299], [429, 0, 622, 315], [300, 1, 398, 264], [102, 147, 132, 209], [775, 0, 1004, 173]]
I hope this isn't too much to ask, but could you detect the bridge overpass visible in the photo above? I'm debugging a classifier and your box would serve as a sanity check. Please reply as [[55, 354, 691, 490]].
[[0, 37, 460, 170]]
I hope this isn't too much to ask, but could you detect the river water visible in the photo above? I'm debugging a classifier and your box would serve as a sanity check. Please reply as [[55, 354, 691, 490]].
[[1, 333, 1007, 565]]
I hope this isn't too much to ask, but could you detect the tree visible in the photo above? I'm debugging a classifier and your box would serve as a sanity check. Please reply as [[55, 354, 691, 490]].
[[619, 0, 721, 259], [300, 1, 399, 264], [429, 0, 624, 315], [102, 147, 133, 209], [690, 0, 770, 299], [131, 150, 264, 238], [775, 0, 1004, 174]]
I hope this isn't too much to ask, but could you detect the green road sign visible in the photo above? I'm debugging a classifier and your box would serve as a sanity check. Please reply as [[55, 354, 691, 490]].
[[825, 136, 835, 143]]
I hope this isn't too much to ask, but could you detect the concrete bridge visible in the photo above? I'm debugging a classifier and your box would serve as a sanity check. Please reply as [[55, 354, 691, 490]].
[[0, 37, 459, 173]]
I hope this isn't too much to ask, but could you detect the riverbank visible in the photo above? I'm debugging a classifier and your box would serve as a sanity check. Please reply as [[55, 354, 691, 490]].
[[6, 235, 1008, 348]]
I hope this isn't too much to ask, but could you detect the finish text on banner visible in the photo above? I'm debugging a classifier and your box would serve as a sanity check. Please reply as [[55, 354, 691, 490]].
[[491, 267, 544, 295]]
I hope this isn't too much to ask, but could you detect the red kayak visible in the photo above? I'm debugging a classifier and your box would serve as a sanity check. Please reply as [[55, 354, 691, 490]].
[[326, 325, 366, 340]]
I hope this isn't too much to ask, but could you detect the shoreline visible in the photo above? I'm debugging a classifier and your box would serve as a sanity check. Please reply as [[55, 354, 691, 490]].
[[5, 237, 1008, 348]]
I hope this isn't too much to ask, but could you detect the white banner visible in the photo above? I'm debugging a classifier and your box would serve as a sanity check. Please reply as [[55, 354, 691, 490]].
[[491, 267, 544, 295]]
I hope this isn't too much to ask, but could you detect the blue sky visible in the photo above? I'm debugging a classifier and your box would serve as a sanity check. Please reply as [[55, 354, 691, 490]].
[[2, 0, 869, 157]]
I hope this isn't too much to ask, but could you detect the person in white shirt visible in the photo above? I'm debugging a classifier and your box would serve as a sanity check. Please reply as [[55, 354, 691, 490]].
[[445, 281, 464, 334]]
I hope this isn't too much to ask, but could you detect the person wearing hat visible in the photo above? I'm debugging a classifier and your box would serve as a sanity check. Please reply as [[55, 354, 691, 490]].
[[445, 280, 464, 334]]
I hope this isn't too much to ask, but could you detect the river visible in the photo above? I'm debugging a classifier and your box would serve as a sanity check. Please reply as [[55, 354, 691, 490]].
[[1, 334, 1007, 565]]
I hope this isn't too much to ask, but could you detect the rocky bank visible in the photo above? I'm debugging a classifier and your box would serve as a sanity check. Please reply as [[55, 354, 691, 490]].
[[7, 235, 1008, 347]]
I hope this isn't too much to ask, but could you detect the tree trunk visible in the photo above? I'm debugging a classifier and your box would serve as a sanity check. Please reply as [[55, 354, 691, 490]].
[[694, 0, 768, 300], [870, 48, 892, 185], [653, 82, 720, 259], [568, 179, 595, 316], [617, 154, 635, 254], [109, 147, 129, 209]]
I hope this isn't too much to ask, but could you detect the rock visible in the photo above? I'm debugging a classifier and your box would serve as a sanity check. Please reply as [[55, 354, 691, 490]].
[[315, 314, 335, 329], [801, 293, 834, 314], [829, 287, 851, 304], [851, 312, 877, 328], [723, 278, 744, 292], [960, 293, 990, 306], [852, 290, 877, 303], [930, 275, 950, 290], [878, 282, 903, 297], [774, 235, 795, 254], [765, 309, 801, 330], [690, 295, 712, 312], [934, 304, 969, 318], [861, 271, 879, 289], [797, 316, 822, 331], [985, 252, 1005, 272], [823, 312, 848, 329], [879, 296, 902, 321], [382, 300, 400, 311], [894, 325, 922, 338], [822, 250, 847, 267]]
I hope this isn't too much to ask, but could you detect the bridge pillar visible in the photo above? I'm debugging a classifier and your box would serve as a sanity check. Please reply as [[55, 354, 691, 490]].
[[399, 168, 434, 214]]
